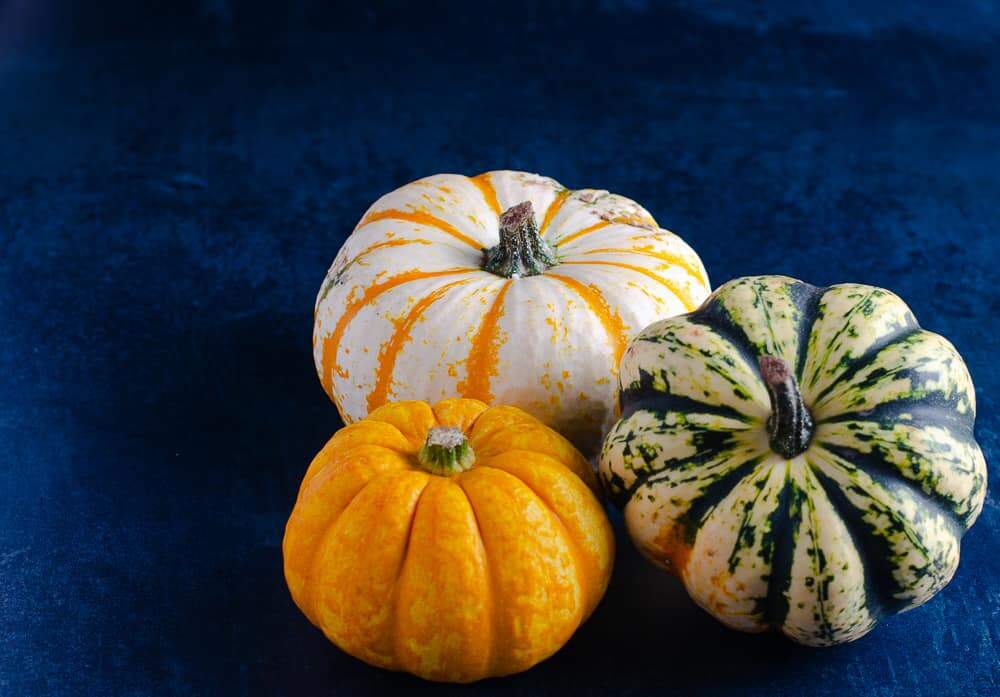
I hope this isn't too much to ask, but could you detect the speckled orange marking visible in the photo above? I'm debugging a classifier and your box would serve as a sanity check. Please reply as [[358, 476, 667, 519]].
[[367, 278, 472, 412], [553, 220, 611, 248], [319, 269, 474, 391], [539, 189, 571, 237], [579, 246, 707, 285], [470, 173, 502, 216], [561, 260, 696, 311], [547, 273, 628, 372], [457, 281, 511, 403], [359, 209, 482, 249]]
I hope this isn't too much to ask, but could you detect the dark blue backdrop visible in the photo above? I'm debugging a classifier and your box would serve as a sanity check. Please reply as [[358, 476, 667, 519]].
[[2, 2, 998, 695]]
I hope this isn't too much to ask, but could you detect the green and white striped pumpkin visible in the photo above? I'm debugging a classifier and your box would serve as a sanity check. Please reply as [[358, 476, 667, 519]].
[[599, 275, 987, 646]]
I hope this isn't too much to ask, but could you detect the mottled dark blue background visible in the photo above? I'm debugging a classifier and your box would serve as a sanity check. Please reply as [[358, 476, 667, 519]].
[[1, 1, 998, 695]]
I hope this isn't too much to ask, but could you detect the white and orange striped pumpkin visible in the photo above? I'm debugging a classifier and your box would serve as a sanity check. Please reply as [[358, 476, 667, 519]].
[[313, 170, 711, 454]]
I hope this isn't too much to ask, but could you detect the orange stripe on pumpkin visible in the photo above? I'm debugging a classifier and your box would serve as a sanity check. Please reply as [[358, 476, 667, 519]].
[[316, 238, 436, 309], [539, 189, 571, 238], [553, 220, 611, 247], [457, 281, 511, 403], [470, 173, 502, 216], [359, 209, 482, 249], [366, 278, 473, 413], [576, 246, 707, 285], [547, 273, 628, 373], [560, 260, 697, 311], [319, 269, 475, 393]]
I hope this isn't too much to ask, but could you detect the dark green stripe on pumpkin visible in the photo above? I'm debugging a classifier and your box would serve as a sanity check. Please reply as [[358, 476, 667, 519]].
[[807, 324, 920, 409], [607, 408, 752, 508], [818, 441, 968, 533], [820, 394, 978, 440], [671, 456, 767, 544], [790, 280, 825, 383], [759, 463, 796, 628], [808, 462, 908, 618]]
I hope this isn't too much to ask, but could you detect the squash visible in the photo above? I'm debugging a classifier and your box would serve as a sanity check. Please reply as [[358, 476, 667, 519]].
[[313, 170, 710, 454], [599, 275, 987, 646], [283, 398, 615, 682]]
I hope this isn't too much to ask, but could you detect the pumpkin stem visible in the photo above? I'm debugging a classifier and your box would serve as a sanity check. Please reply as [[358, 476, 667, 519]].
[[759, 355, 814, 459], [482, 201, 557, 278], [417, 426, 476, 475]]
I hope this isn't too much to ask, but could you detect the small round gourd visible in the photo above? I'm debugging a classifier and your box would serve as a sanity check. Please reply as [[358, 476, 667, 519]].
[[599, 275, 987, 646], [284, 398, 614, 682], [313, 170, 710, 454]]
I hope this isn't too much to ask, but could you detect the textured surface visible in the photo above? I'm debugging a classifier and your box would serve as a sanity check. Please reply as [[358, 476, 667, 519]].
[[1, 1, 999, 695], [601, 276, 987, 646], [312, 170, 709, 454]]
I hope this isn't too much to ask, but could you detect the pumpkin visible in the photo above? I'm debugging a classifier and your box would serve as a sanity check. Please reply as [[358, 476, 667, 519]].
[[313, 170, 710, 454], [599, 275, 987, 646], [283, 398, 615, 682]]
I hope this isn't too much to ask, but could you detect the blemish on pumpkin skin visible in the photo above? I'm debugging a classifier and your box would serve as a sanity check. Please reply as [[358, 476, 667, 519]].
[[649, 524, 692, 578]]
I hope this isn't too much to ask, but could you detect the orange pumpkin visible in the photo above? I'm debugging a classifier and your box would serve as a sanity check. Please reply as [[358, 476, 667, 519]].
[[282, 398, 615, 683]]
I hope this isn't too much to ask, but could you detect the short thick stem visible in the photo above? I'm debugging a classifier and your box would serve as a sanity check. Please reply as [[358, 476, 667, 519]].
[[417, 427, 476, 475], [482, 200, 557, 278], [759, 355, 814, 459]]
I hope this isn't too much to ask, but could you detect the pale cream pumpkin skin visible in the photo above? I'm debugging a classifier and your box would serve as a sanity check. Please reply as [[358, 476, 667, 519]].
[[283, 398, 615, 683], [313, 170, 711, 454]]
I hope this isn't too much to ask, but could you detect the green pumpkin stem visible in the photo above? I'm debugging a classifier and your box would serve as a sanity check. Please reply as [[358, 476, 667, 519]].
[[417, 427, 476, 475], [759, 355, 814, 459], [482, 201, 557, 278]]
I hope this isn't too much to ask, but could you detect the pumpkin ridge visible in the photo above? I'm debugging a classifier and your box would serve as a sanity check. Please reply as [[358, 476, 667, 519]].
[[693, 286, 797, 381], [317, 238, 435, 308], [469, 173, 502, 216], [304, 469, 429, 638], [319, 268, 475, 393], [546, 273, 628, 372], [803, 288, 882, 392], [560, 260, 696, 311], [367, 278, 473, 412], [662, 456, 768, 539], [604, 413, 760, 508], [480, 460, 596, 617], [457, 281, 511, 403], [817, 397, 978, 439], [814, 441, 967, 535], [804, 458, 903, 618], [806, 323, 921, 408], [358, 209, 483, 249], [454, 477, 500, 675]]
